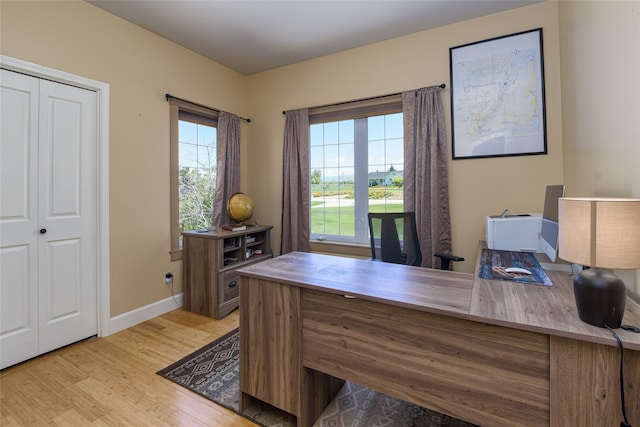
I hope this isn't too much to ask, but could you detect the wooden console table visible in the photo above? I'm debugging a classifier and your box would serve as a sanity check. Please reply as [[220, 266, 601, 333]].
[[237, 249, 640, 427], [182, 224, 272, 319]]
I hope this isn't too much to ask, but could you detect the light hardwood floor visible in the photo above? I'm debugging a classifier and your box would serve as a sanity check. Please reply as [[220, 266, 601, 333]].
[[1, 308, 256, 426]]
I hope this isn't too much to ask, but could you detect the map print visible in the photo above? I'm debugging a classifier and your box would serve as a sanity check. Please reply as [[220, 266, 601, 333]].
[[451, 30, 546, 158]]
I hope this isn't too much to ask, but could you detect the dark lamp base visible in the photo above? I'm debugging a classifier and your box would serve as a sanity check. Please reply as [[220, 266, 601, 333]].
[[573, 267, 627, 328]]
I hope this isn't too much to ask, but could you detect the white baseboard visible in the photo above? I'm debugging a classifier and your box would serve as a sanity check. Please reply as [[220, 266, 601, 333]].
[[108, 293, 183, 335]]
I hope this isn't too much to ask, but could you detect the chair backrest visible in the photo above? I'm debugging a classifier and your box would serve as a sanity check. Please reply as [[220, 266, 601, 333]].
[[367, 212, 422, 266]]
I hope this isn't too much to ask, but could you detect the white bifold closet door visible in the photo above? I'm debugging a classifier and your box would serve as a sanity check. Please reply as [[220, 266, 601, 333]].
[[1, 69, 98, 369]]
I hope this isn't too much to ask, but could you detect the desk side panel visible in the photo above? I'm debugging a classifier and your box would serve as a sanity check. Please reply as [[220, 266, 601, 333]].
[[550, 335, 639, 426], [302, 289, 550, 427], [240, 277, 343, 426], [239, 277, 301, 414]]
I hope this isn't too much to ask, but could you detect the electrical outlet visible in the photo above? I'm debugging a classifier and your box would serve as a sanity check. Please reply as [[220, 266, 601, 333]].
[[165, 272, 173, 285]]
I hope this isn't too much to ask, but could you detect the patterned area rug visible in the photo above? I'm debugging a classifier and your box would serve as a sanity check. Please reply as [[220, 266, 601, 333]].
[[157, 328, 477, 427]]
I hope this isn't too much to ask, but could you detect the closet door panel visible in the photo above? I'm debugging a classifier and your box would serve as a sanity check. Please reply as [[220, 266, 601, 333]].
[[0, 70, 39, 369], [1, 70, 99, 369], [38, 80, 97, 353]]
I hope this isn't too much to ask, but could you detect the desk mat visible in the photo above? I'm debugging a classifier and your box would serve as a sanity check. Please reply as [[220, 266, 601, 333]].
[[478, 249, 552, 286]]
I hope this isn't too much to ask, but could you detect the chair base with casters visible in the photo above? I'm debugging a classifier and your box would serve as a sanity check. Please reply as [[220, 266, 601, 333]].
[[434, 252, 464, 271]]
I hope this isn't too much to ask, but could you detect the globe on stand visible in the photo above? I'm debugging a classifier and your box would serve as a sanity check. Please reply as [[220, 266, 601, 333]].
[[227, 192, 254, 225]]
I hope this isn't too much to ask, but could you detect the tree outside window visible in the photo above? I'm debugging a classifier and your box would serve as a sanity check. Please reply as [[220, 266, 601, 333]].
[[178, 120, 216, 234], [169, 98, 218, 261]]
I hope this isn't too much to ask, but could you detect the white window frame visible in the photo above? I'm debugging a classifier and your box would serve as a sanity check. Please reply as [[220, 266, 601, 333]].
[[309, 94, 403, 245]]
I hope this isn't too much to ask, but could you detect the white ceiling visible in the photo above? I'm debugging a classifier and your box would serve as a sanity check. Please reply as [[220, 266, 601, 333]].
[[88, 0, 543, 75]]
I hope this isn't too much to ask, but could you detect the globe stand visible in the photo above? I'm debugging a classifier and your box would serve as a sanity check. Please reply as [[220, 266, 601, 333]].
[[221, 221, 248, 232]]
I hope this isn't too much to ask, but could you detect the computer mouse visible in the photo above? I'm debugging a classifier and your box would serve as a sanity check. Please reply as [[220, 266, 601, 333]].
[[504, 267, 532, 275]]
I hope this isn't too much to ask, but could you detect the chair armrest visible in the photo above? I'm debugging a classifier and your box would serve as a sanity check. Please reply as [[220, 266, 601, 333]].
[[433, 252, 465, 270]]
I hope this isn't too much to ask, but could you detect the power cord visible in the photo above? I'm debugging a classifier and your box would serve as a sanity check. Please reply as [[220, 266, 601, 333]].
[[164, 272, 182, 308], [604, 324, 632, 427]]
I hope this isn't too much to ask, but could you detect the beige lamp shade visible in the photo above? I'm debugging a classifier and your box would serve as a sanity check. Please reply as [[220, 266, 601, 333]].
[[558, 198, 640, 269]]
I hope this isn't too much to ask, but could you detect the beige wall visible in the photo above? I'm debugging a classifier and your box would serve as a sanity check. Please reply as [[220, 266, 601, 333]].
[[1, 1, 249, 316], [2, 0, 637, 317], [559, 0, 640, 299], [246, 1, 564, 274]]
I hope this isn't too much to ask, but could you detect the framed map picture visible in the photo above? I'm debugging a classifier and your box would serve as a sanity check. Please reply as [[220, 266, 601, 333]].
[[450, 28, 546, 159]]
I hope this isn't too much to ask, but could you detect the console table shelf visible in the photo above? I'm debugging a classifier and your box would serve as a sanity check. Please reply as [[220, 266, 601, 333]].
[[182, 224, 272, 319]]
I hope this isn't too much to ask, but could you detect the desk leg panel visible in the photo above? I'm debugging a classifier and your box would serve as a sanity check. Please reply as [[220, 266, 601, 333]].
[[239, 277, 302, 414], [240, 278, 343, 427], [302, 289, 550, 427], [550, 335, 639, 427]]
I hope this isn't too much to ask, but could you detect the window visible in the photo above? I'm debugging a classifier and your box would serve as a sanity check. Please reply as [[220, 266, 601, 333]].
[[309, 96, 403, 244], [170, 100, 218, 260]]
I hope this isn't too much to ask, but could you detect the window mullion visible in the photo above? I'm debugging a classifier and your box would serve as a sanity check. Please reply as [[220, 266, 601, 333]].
[[353, 118, 368, 243]]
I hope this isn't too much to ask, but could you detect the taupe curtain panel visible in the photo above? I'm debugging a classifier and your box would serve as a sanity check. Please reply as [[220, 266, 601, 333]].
[[402, 86, 452, 268], [212, 111, 240, 227], [281, 109, 310, 254]]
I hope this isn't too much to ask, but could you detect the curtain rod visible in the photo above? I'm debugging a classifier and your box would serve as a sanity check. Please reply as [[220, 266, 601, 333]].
[[165, 93, 251, 123], [282, 83, 446, 115]]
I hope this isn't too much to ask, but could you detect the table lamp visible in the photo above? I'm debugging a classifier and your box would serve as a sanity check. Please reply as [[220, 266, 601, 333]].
[[558, 197, 640, 328]]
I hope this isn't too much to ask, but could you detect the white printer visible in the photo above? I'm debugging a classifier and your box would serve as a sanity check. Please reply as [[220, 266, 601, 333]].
[[486, 213, 542, 253]]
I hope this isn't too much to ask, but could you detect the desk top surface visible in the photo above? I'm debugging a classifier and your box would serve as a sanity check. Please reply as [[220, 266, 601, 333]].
[[238, 251, 473, 318], [470, 243, 640, 350], [238, 249, 640, 351]]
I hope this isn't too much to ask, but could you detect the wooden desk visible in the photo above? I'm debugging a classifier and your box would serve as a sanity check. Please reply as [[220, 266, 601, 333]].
[[237, 250, 640, 427]]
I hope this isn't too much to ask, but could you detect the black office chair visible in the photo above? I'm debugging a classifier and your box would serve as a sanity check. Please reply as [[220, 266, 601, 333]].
[[367, 212, 464, 270], [368, 212, 422, 266]]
